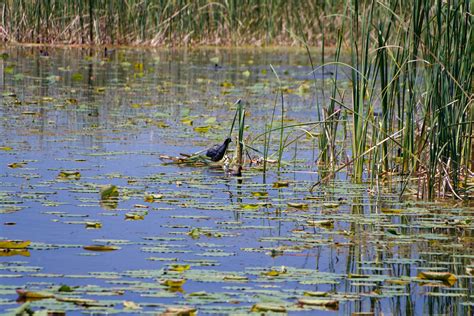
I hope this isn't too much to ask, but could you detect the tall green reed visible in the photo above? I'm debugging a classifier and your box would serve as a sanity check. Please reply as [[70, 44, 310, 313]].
[[308, 0, 472, 200], [254, 0, 471, 201]]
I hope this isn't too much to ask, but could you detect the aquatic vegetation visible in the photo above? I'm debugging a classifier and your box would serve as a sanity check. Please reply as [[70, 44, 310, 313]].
[[0, 240, 31, 249], [301, 0, 473, 200], [0, 46, 472, 315]]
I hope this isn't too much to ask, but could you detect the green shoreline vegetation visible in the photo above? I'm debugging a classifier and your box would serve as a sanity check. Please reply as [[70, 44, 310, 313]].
[[1, 0, 472, 200], [1, 0, 341, 46]]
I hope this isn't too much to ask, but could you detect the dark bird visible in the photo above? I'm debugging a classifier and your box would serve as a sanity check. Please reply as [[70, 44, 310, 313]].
[[206, 138, 232, 162], [39, 49, 49, 57]]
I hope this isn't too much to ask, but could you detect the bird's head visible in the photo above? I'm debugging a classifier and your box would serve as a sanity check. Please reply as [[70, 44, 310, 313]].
[[224, 137, 232, 144]]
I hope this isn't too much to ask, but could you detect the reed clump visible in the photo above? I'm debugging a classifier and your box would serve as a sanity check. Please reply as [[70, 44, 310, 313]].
[[247, 1, 471, 201], [305, 0, 472, 200]]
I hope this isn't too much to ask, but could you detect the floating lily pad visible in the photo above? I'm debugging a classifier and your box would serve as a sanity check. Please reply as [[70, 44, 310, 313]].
[[251, 303, 287, 312], [417, 271, 457, 286], [0, 240, 31, 249], [298, 298, 339, 309], [83, 245, 120, 252], [273, 181, 289, 188], [16, 289, 55, 300], [287, 202, 308, 209], [58, 171, 81, 180]]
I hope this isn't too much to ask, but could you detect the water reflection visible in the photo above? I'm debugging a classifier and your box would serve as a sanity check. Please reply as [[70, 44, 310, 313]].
[[0, 47, 472, 315]]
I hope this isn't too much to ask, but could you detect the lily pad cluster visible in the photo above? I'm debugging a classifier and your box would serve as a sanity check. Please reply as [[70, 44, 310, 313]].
[[0, 47, 472, 315]]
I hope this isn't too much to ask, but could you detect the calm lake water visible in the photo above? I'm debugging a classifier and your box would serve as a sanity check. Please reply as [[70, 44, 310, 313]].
[[0, 46, 472, 315]]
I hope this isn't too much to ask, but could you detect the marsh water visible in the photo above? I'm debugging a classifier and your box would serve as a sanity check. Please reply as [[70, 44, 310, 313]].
[[0, 47, 472, 315]]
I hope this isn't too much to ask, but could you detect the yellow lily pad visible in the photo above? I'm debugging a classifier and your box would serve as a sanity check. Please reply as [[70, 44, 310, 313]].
[[16, 289, 55, 300], [263, 270, 282, 277], [85, 222, 102, 229], [417, 271, 457, 286], [381, 208, 403, 214], [58, 170, 81, 180], [241, 203, 260, 210], [169, 264, 191, 272], [0, 240, 31, 249], [125, 213, 145, 220], [181, 118, 193, 126], [193, 126, 211, 133], [144, 194, 163, 202], [162, 279, 186, 288], [220, 81, 234, 88], [273, 181, 289, 188], [8, 162, 27, 168]]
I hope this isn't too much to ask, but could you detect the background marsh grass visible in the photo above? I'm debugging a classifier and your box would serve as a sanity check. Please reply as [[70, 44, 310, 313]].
[[0, 0, 344, 46]]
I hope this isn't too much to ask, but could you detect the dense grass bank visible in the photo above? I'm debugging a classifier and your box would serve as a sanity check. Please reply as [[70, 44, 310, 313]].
[[0, 0, 343, 46]]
